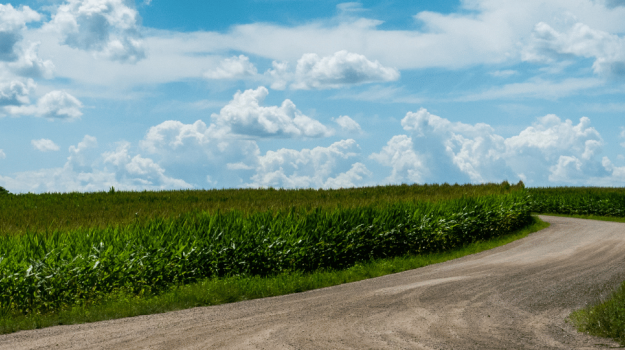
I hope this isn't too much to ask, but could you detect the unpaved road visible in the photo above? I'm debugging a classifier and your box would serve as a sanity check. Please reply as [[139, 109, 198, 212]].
[[2, 215, 625, 349]]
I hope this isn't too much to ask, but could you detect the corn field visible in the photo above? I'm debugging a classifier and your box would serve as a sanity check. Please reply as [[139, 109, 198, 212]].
[[528, 187, 625, 217], [0, 185, 531, 315]]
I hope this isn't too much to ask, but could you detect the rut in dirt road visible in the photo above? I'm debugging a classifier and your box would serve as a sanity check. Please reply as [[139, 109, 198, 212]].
[[1, 215, 625, 349]]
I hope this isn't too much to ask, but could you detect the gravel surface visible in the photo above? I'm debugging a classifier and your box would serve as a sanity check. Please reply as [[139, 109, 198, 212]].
[[2, 215, 625, 349]]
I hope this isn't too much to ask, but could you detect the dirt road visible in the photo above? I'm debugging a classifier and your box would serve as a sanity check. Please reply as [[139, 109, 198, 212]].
[[2, 215, 625, 349]]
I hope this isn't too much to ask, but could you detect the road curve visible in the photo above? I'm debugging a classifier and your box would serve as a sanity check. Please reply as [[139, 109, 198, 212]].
[[2, 215, 625, 349]]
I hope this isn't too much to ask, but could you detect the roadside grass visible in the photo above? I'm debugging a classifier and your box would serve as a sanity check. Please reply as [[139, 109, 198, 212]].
[[563, 214, 625, 346], [0, 216, 548, 335]]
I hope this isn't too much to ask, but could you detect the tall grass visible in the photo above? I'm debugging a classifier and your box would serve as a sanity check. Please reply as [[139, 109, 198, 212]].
[[0, 189, 531, 316]]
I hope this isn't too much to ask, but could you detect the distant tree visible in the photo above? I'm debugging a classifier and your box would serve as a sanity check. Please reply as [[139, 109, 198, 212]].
[[0, 186, 9, 195]]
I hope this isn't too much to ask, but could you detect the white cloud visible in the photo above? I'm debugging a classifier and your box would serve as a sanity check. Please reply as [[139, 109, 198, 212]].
[[0, 135, 191, 193], [139, 119, 260, 187], [504, 115, 602, 159], [212, 86, 333, 138], [268, 50, 399, 90], [333, 115, 362, 133], [5, 90, 83, 119], [0, 4, 41, 62], [18, 0, 625, 93], [490, 70, 518, 78], [592, 156, 625, 185], [246, 139, 367, 188], [147, 1, 623, 72], [139, 117, 363, 188], [67, 134, 98, 168], [0, 79, 33, 107], [31, 138, 60, 152], [374, 108, 607, 185], [457, 77, 603, 101], [323, 162, 371, 189], [102, 142, 191, 188], [523, 21, 625, 79], [369, 135, 424, 184], [140, 119, 258, 160], [0, 149, 5, 159], [204, 55, 257, 79], [46, 0, 145, 63], [8, 42, 55, 79], [400, 108, 510, 183]]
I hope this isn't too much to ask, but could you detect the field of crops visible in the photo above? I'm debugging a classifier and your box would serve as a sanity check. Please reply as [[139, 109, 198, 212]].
[[528, 187, 625, 217], [0, 183, 522, 236], [0, 183, 532, 316]]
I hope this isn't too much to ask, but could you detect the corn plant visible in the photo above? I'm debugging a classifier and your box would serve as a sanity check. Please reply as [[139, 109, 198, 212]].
[[0, 191, 531, 315]]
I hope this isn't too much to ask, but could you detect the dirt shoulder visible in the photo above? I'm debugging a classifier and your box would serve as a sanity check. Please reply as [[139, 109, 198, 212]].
[[2, 215, 624, 349]]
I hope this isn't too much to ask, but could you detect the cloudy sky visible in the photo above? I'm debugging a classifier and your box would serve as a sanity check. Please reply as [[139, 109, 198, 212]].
[[0, 0, 624, 193]]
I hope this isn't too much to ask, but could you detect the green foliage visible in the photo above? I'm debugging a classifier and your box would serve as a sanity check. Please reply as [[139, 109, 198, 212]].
[[528, 187, 625, 217], [570, 282, 625, 345], [0, 182, 524, 236], [0, 187, 9, 196], [0, 216, 549, 335], [0, 189, 531, 315]]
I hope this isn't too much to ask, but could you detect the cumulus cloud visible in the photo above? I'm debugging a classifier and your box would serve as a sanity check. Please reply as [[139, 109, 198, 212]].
[[67, 134, 98, 169], [523, 21, 625, 79], [0, 79, 33, 107], [8, 42, 55, 79], [503, 114, 606, 183], [139, 114, 361, 188], [323, 162, 371, 189], [333, 115, 362, 133], [373, 108, 607, 185], [102, 141, 191, 188], [268, 50, 399, 90], [0, 135, 191, 193], [204, 55, 258, 79], [32, 138, 60, 152], [47, 0, 145, 63], [212, 86, 333, 138], [5, 90, 83, 119], [369, 135, 424, 184], [400, 108, 510, 183], [139, 119, 260, 186], [0, 4, 41, 62], [0, 149, 5, 159], [246, 139, 368, 188], [140, 119, 258, 161]]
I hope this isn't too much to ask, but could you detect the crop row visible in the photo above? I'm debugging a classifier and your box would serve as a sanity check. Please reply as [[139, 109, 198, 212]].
[[528, 188, 625, 217], [0, 192, 531, 315], [0, 182, 524, 235]]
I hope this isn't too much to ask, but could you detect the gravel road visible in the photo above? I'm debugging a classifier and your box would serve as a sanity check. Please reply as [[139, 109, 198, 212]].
[[2, 215, 625, 349]]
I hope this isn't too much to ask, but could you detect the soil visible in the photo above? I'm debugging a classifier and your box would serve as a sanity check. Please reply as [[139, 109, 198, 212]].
[[2, 215, 625, 349]]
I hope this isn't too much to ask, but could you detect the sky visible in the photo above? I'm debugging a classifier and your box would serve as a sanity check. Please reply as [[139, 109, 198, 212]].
[[0, 0, 625, 193]]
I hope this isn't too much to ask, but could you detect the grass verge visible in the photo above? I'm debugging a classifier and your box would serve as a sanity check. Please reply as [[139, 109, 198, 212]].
[[0, 216, 548, 335], [562, 214, 625, 346]]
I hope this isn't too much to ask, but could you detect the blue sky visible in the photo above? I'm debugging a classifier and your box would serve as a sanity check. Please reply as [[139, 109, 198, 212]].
[[1, 0, 625, 193]]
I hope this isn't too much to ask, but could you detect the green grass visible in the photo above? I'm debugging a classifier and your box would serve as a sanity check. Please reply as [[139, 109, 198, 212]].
[[570, 284, 625, 346], [560, 214, 625, 346], [0, 215, 548, 335]]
